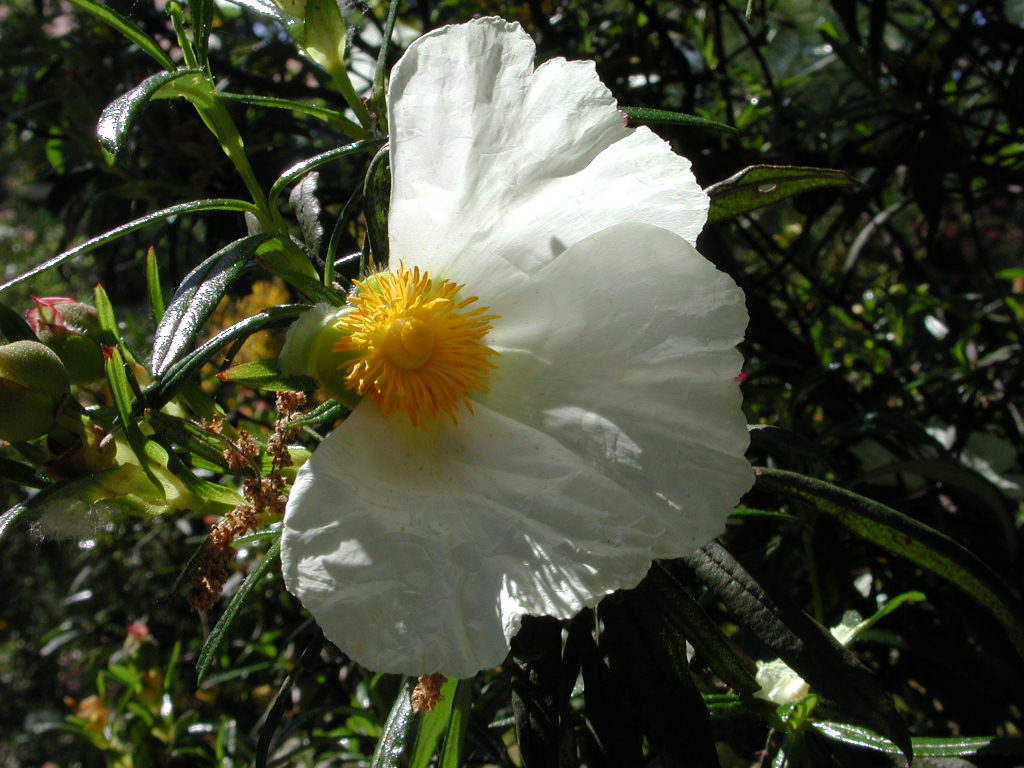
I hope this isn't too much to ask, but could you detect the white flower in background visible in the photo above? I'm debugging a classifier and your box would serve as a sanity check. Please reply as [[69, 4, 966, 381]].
[[280, 18, 752, 678]]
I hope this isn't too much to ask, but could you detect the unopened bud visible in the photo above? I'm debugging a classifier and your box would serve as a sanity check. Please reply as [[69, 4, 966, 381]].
[[25, 296, 104, 384], [279, 303, 360, 406], [0, 340, 70, 442]]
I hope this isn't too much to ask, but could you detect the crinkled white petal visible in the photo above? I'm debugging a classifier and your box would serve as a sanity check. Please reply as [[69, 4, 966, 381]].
[[387, 17, 708, 296], [283, 400, 684, 678], [477, 222, 752, 553]]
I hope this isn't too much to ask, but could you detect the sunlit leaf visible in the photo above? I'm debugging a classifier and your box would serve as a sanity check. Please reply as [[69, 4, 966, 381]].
[[706, 165, 865, 222], [622, 106, 738, 133], [150, 234, 270, 375], [217, 359, 317, 392], [98, 69, 204, 155]]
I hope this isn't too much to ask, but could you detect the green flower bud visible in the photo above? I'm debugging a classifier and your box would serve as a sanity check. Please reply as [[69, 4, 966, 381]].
[[0, 340, 71, 442], [25, 296, 104, 384], [279, 303, 361, 406]]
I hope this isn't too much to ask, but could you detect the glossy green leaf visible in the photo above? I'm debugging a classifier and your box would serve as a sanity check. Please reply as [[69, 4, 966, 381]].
[[144, 305, 307, 411], [686, 541, 913, 760], [98, 69, 205, 155], [0, 199, 260, 296], [371, 680, 417, 768], [289, 172, 324, 258], [706, 165, 865, 223], [755, 467, 1024, 659], [268, 138, 385, 214], [813, 721, 1024, 758], [196, 536, 281, 683], [621, 106, 738, 133], [66, 0, 176, 71], [217, 359, 317, 392], [150, 234, 269, 375]]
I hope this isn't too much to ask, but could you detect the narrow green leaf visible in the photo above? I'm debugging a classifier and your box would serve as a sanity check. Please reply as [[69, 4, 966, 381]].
[[190, 0, 215, 66], [641, 564, 760, 694], [145, 247, 166, 323], [813, 721, 1024, 758], [686, 541, 913, 760], [66, 0, 176, 71], [409, 678, 458, 768], [289, 172, 324, 258], [371, 680, 417, 768], [706, 165, 865, 223], [268, 138, 385, 214], [161, 446, 244, 507], [286, 398, 347, 428], [438, 680, 472, 768], [0, 456, 48, 489], [621, 106, 738, 133], [150, 234, 269, 375], [363, 145, 391, 268], [102, 344, 160, 492], [0, 199, 261, 296], [98, 69, 205, 155], [755, 467, 1024, 659], [196, 536, 281, 683], [0, 303, 37, 342], [217, 359, 317, 392], [219, 92, 368, 137], [144, 305, 307, 411], [148, 412, 235, 471]]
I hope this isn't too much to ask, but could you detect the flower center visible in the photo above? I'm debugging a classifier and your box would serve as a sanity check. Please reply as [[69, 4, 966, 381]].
[[335, 264, 498, 426]]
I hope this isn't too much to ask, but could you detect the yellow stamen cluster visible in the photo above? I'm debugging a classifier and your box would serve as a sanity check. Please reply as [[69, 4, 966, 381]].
[[335, 264, 498, 426]]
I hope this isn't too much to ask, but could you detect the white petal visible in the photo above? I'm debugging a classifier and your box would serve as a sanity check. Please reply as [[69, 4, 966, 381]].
[[282, 399, 693, 678], [476, 222, 752, 548], [387, 17, 708, 296]]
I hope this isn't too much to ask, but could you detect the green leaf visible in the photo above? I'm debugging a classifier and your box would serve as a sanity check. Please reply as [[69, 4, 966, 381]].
[[0, 303, 37, 343], [0, 456, 47, 489], [286, 398, 347, 428], [621, 106, 738, 133], [144, 305, 307, 411], [189, 0, 215, 65], [371, 680, 417, 768], [150, 234, 269, 375], [195, 536, 281, 683], [217, 359, 317, 392], [686, 541, 913, 761], [0, 199, 260, 296], [813, 721, 1024, 758], [219, 92, 368, 138], [95, 284, 160, 491], [98, 68, 205, 156], [437, 680, 472, 768], [409, 678, 457, 768], [640, 563, 760, 694], [289, 172, 324, 258], [268, 138, 385, 215], [66, 0, 177, 71], [755, 467, 1024, 660], [148, 412, 236, 471], [145, 247, 166, 324], [706, 165, 865, 223], [363, 145, 391, 268]]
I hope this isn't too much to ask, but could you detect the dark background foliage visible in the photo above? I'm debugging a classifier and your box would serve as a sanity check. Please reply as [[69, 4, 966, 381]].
[[1, 0, 1022, 766]]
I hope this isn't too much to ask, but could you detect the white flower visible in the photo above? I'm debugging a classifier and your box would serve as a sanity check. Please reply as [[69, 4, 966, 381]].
[[280, 17, 752, 678]]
